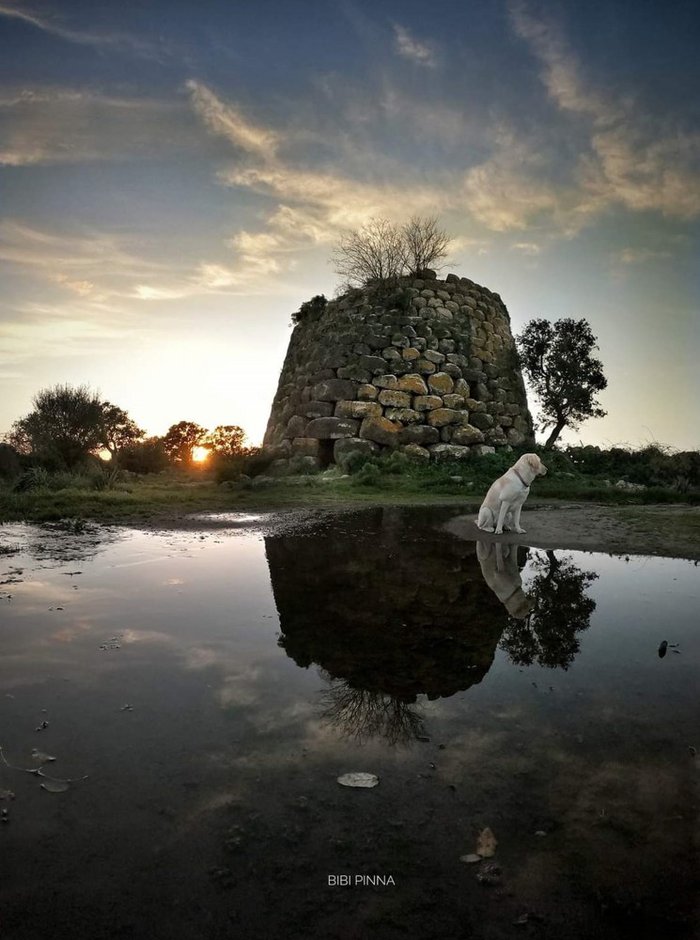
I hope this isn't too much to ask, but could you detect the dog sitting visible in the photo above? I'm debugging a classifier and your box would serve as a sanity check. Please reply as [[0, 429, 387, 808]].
[[476, 453, 547, 535]]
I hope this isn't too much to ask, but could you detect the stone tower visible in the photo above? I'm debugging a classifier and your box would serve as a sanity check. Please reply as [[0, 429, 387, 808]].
[[263, 271, 533, 471]]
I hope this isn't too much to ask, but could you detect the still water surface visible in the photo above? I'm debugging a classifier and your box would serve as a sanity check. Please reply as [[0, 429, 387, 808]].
[[0, 508, 698, 939]]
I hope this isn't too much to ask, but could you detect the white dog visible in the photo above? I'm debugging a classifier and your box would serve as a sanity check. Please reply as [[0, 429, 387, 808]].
[[476, 453, 547, 535]]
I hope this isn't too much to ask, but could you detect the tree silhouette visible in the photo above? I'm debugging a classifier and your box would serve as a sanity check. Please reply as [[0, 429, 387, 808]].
[[205, 425, 247, 458], [319, 676, 426, 745], [9, 384, 104, 469], [100, 403, 145, 463], [517, 318, 607, 448], [331, 215, 452, 286], [162, 421, 206, 464], [500, 550, 598, 670]]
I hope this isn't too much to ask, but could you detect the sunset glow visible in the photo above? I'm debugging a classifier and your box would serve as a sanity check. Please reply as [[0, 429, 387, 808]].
[[0, 1, 697, 449], [191, 446, 210, 463]]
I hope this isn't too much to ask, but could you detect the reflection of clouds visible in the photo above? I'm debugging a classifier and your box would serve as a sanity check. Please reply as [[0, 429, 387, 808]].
[[216, 665, 264, 708]]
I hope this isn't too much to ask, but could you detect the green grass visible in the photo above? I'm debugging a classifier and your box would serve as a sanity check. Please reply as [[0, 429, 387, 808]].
[[1, 455, 696, 526]]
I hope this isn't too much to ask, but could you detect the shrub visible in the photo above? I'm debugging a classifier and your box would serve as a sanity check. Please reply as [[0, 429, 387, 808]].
[[13, 467, 50, 492], [213, 447, 272, 482], [292, 295, 327, 325], [352, 462, 384, 488]]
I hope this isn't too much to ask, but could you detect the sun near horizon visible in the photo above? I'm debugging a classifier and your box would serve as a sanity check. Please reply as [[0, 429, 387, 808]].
[[191, 446, 210, 463]]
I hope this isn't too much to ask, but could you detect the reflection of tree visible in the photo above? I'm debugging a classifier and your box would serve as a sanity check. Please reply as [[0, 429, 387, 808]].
[[500, 550, 598, 669], [319, 675, 425, 745]]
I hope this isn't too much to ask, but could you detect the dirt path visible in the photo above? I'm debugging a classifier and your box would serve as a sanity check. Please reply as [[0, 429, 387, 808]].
[[444, 502, 700, 560], [135, 500, 700, 560]]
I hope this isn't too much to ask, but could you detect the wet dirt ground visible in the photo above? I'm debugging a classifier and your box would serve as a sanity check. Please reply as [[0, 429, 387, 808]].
[[0, 507, 699, 939]]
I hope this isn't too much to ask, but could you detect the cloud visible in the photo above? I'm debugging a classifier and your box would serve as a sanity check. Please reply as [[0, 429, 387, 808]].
[[186, 80, 279, 158], [508, 1, 700, 222], [52, 273, 98, 297], [511, 241, 541, 255], [617, 246, 671, 265], [186, 82, 451, 283], [0, 87, 197, 166], [0, 305, 136, 366], [0, 220, 163, 277], [0, 1, 164, 58], [461, 125, 565, 231], [392, 23, 439, 68], [508, 1, 617, 124]]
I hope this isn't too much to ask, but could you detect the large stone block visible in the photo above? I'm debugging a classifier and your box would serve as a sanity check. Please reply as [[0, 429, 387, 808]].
[[401, 443, 430, 461], [359, 416, 402, 447], [305, 417, 359, 439], [335, 400, 383, 419], [414, 395, 443, 411], [313, 378, 357, 401], [378, 390, 412, 408], [384, 407, 422, 424], [300, 400, 334, 419], [428, 372, 454, 395], [443, 394, 465, 409], [286, 415, 307, 438], [451, 425, 485, 445], [336, 366, 371, 382], [291, 437, 321, 457], [373, 374, 399, 389], [399, 425, 440, 446], [427, 408, 462, 427], [429, 444, 472, 461], [470, 411, 495, 430], [357, 384, 379, 400], [507, 428, 527, 446], [358, 355, 388, 373], [334, 437, 379, 468], [396, 374, 428, 395]]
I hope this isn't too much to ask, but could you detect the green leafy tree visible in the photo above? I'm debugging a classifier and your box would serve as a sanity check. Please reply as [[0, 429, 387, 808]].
[[517, 318, 607, 449], [205, 425, 248, 458], [162, 421, 207, 464], [9, 384, 105, 469]]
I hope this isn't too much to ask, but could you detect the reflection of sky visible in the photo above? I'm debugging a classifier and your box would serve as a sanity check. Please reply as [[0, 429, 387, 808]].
[[2, 520, 698, 935], [1, 525, 698, 747], [0, 1, 698, 448]]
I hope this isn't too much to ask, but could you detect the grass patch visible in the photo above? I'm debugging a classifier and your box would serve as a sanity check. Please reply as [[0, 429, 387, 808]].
[[0, 446, 697, 526]]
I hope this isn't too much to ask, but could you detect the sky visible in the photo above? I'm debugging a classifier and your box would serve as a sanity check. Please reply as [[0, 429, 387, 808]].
[[0, 0, 698, 449]]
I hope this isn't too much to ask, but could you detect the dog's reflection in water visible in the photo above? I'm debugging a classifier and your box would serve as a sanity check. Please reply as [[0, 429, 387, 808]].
[[476, 540, 533, 620]]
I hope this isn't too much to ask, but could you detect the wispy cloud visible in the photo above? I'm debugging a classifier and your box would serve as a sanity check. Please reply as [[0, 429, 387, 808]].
[[186, 80, 279, 158], [186, 82, 449, 283], [0, 87, 197, 167], [617, 246, 671, 265], [392, 23, 439, 68], [508, 0, 700, 221], [511, 241, 541, 255], [0, 1, 165, 58]]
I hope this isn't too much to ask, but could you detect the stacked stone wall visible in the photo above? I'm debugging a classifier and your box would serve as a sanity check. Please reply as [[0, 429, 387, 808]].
[[263, 271, 534, 471]]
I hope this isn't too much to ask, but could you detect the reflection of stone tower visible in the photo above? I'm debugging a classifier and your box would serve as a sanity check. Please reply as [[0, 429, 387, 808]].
[[265, 506, 514, 702], [264, 272, 534, 471]]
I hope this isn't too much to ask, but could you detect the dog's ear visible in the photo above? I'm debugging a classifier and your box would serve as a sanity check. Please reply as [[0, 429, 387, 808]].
[[526, 453, 538, 469]]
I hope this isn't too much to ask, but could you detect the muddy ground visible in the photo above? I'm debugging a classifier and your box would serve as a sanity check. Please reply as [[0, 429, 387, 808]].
[[137, 501, 700, 561]]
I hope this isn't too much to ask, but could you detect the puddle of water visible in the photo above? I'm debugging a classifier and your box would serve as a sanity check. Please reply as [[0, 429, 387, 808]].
[[0, 508, 699, 940]]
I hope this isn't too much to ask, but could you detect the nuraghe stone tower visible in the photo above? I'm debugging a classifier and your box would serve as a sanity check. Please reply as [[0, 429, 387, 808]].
[[263, 271, 534, 471]]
